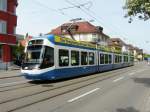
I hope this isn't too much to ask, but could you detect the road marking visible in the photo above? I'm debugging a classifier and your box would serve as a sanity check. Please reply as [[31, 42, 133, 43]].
[[113, 76, 124, 82], [68, 88, 100, 103], [0, 80, 29, 87], [128, 72, 135, 76]]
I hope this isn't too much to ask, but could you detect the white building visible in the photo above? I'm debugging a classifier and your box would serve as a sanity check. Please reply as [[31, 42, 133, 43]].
[[49, 21, 110, 46]]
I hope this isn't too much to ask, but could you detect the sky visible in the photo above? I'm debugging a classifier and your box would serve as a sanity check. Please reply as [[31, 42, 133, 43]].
[[16, 0, 150, 53]]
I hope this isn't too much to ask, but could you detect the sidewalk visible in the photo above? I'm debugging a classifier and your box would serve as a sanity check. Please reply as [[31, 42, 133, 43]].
[[0, 69, 22, 79]]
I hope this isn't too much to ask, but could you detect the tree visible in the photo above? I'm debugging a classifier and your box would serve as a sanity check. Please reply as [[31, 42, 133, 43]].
[[12, 45, 25, 66], [124, 0, 150, 22]]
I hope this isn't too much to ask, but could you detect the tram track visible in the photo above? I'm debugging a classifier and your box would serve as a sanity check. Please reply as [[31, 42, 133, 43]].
[[0, 82, 36, 93], [0, 64, 143, 112], [0, 65, 135, 93], [0, 75, 23, 80]]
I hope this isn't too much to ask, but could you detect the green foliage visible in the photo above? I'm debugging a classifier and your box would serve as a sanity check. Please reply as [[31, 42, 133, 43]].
[[12, 45, 25, 59], [144, 53, 150, 58], [124, 0, 150, 22]]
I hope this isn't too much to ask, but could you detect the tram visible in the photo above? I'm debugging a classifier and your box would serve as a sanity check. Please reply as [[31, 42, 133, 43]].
[[21, 34, 134, 80]]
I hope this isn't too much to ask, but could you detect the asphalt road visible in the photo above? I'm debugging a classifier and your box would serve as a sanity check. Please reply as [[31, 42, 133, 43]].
[[0, 62, 150, 112]]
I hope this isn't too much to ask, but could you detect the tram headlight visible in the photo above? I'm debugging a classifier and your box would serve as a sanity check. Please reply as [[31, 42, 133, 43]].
[[24, 67, 28, 70]]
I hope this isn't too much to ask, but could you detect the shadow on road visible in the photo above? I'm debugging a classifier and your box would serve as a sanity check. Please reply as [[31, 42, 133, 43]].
[[27, 73, 97, 85], [116, 107, 140, 112], [133, 77, 150, 87]]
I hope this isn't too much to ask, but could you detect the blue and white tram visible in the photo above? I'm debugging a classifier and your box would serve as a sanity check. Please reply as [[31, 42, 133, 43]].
[[21, 34, 134, 80]]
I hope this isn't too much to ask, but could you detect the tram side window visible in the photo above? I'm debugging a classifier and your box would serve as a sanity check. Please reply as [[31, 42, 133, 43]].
[[130, 57, 134, 62], [123, 56, 126, 62], [41, 46, 54, 69], [126, 56, 129, 62], [71, 51, 79, 66], [119, 56, 122, 63], [81, 52, 88, 65], [100, 54, 105, 64], [105, 54, 109, 64], [59, 49, 69, 67], [89, 52, 95, 65], [124, 56, 128, 63], [115, 55, 118, 63], [109, 54, 112, 64]]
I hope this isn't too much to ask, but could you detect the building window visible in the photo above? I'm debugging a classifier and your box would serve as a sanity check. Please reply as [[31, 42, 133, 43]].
[[0, 20, 7, 34], [89, 52, 95, 65], [81, 52, 88, 65], [59, 49, 69, 67], [0, 45, 2, 61], [92, 33, 97, 38], [71, 51, 79, 66], [14, 26, 16, 34], [14, 5, 16, 14], [0, 0, 7, 11]]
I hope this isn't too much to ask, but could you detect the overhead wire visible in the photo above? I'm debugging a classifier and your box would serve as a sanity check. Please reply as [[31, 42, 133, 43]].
[[31, 0, 73, 19], [31, 0, 95, 21], [31, 0, 138, 47], [65, 0, 135, 44]]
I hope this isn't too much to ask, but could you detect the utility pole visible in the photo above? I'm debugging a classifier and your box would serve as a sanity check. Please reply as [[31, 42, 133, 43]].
[[61, 18, 82, 40]]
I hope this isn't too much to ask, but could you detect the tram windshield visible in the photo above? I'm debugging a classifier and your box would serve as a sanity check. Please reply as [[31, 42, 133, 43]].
[[24, 45, 43, 63], [22, 45, 54, 70], [25, 51, 42, 63]]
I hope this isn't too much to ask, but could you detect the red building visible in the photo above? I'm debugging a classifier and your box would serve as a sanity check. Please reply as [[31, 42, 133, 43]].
[[0, 0, 18, 69]]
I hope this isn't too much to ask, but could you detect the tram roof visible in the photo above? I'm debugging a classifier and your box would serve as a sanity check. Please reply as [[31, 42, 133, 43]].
[[31, 34, 132, 55]]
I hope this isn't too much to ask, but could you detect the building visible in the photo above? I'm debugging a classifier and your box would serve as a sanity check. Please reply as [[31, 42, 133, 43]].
[[133, 47, 143, 61], [0, 0, 18, 69], [20, 35, 32, 47], [107, 38, 128, 53], [126, 44, 134, 54], [16, 34, 24, 44], [48, 21, 110, 46]]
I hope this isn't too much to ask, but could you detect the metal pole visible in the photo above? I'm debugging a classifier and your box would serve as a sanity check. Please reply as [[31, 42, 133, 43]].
[[5, 62, 8, 71]]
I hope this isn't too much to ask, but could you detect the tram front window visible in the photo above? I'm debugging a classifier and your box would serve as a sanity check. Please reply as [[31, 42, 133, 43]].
[[25, 51, 42, 63], [22, 45, 54, 70], [22, 45, 43, 70]]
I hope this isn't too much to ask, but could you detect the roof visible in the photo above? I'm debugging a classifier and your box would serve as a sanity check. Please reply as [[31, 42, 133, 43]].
[[48, 21, 103, 35]]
